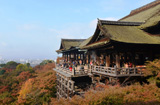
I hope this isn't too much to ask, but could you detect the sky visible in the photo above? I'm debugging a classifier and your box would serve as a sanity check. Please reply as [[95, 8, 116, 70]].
[[0, 0, 155, 60]]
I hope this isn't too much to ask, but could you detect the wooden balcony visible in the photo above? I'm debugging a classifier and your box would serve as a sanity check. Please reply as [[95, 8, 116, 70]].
[[53, 64, 144, 78], [91, 65, 144, 77], [54, 64, 144, 99], [53, 64, 89, 77]]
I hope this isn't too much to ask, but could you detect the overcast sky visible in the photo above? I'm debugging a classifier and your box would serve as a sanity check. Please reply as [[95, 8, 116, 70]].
[[0, 0, 155, 60]]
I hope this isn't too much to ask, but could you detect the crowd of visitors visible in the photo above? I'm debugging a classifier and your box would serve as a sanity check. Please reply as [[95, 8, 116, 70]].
[[58, 59, 84, 71], [58, 58, 133, 72]]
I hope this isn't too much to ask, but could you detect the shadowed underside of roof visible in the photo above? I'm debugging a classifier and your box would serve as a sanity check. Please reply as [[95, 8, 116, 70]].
[[120, 0, 160, 22]]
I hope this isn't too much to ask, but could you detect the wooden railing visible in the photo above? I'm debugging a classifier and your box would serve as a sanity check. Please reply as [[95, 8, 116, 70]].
[[90, 65, 144, 77], [55, 64, 72, 75], [55, 64, 88, 76], [55, 64, 144, 77]]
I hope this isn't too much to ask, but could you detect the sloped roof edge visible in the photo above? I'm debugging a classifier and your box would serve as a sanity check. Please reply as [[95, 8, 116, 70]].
[[98, 19, 143, 26], [119, 0, 160, 21]]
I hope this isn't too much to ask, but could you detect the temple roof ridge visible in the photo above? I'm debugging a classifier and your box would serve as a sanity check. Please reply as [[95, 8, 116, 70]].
[[61, 38, 86, 41], [120, 0, 160, 21], [98, 19, 144, 26]]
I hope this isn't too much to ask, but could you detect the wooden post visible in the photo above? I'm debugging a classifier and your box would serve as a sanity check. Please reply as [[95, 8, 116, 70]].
[[88, 54, 91, 64], [80, 54, 82, 60], [109, 77, 112, 83], [72, 67, 75, 75], [131, 52, 136, 67], [116, 54, 120, 68], [67, 54, 68, 61], [69, 53, 71, 61], [83, 54, 85, 64], [86, 54, 88, 64], [106, 55, 110, 67], [76, 54, 78, 60], [134, 68, 136, 74], [63, 54, 65, 60], [62, 54, 64, 59], [74, 53, 76, 61]]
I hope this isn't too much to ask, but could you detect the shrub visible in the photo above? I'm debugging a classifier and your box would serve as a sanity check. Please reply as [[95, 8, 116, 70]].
[[144, 59, 160, 86]]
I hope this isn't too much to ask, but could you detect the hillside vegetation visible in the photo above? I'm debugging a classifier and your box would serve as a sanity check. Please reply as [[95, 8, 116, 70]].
[[1, 59, 160, 105], [0, 60, 56, 105], [52, 59, 160, 105]]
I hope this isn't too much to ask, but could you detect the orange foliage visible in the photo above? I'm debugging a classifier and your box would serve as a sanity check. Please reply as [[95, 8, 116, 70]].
[[52, 83, 160, 105], [16, 71, 32, 82], [0, 61, 56, 104], [2, 97, 14, 104], [18, 69, 56, 104], [0, 86, 8, 94], [34, 62, 55, 72], [18, 78, 35, 104]]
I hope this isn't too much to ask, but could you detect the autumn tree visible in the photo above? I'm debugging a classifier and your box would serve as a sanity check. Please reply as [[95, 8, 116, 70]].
[[144, 59, 160, 87], [18, 70, 56, 104]]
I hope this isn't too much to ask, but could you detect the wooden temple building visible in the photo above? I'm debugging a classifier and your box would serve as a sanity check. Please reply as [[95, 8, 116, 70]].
[[54, 0, 160, 99], [56, 39, 86, 63]]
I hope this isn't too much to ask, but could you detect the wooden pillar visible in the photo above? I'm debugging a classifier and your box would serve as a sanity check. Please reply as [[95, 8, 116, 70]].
[[116, 53, 120, 68], [106, 55, 110, 67], [76, 54, 78, 60], [63, 54, 65, 59], [74, 53, 76, 61], [72, 67, 75, 75], [69, 53, 71, 60], [131, 52, 136, 67], [86, 54, 88, 64], [96, 55, 100, 66], [88, 54, 91, 64], [62, 53, 64, 58], [80, 54, 81, 60], [83, 54, 85, 64], [67, 54, 68, 61], [68, 54, 69, 61]]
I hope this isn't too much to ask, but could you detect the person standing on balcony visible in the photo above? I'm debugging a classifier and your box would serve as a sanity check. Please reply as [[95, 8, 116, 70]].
[[125, 62, 129, 68], [79, 60, 82, 65], [90, 60, 93, 66], [129, 62, 132, 68], [125, 62, 129, 74], [69, 65, 72, 71]]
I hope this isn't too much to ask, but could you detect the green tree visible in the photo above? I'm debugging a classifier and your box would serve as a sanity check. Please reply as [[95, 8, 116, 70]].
[[4, 61, 18, 69], [16, 64, 34, 73], [26, 63, 30, 67], [40, 60, 54, 66], [0, 64, 6, 68]]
